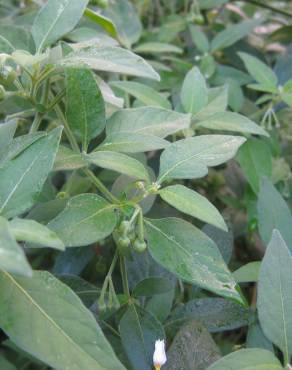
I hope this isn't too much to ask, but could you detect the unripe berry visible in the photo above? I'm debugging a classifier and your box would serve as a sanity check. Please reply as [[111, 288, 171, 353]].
[[133, 239, 147, 253]]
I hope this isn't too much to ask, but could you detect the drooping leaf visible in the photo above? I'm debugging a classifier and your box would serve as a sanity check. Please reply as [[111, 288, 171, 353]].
[[0, 127, 62, 219], [9, 218, 65, 251], [258, 230, 292, 361], [159, 185, 227, 231], [158, 135, 246, 183], [0, 217, 32, 277], [32, 0, 89, 52], [145, 218, 243, 304], [48, 193, 117, 247], [66, 68, 105, 151], [84, 8, 117, 38], [0, 270, 125, 370]]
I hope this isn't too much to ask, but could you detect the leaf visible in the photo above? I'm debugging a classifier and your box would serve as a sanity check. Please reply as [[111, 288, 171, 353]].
[[84, 8, 117, 38], [210, 19, 261, 51], [233, 261, 260, 283], [87, 151, 150, 181], [0, 357, 17, 370], [32, 0, 88, 51], [0, 34, 15, 53], [9, 218, 65, 251], [236, 138, 272, 193], [57, 46, 160, 81], [207, 348, 282, 370], [119, 304, 165, 370], [54, 145, 87, 171], [202, 224, 233, 264], [238, 52, 278, 91], [133, 277, 173, 297], [159, 185, 227, 231], [165, 321, 220, 370], [189, 24, 209, 53], [0, 127, 62, 219], [197, 112, 268, 137], [257, 178, 292, 250], [258, 230, 292, 361], [134, 42, 183, 54], [66, 68, 105, 151], [181, 66, 208, 115], [110, 81, 171, 109], [157, 135, 246, 183], [106, 106, 190, 138], [0, 270, 125, 370], [100, 132, 169, 153], [247, 322, 274, 352], [48, 193, 117, 247], [195, 86, 228, 121], [0, 120, 17, 150], [145, 218, 243, 304], [0, 217, 32, 277]]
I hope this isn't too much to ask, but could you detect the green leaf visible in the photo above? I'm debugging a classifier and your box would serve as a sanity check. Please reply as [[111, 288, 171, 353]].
[[158, 135, 246, 183], [197, 112, 268, 137], [211, 19, 261, 52], [9, 218, 65, 251], [145, 218, 243, 304], [0, 120, 17, 150], [119, 304, 165, 370], [238, 52, 278, 91], [236, 139, 272, 193], [134, 42, 183, 54], [257, 178, 292, 250], [181, 66, 208, 115], [0, 270, 125, 370], [207, 348, 282, 370], [189, 24, 209, 53], [133, 277, 173, 297], [159, 185, 227, 231], [32, 0, 89, 52], [58, 46, 160, 81], [87, 151, 149, 181], [48, 193, 117, 247], [258, 230, 292, 361], [0, 127, 62, 219], [84, 8, 117, 38], [0, 217, 32, 277], [247, 322, 274, 352], [195, 86, 228, 121], [198, 0, 228, 9], [54, 145, 87, 171], [66, 68, 105, 151], [110, 81, 171, 109], [106, 107, 190, 138], [233, 261, 260, 283], [0, 34, 15, 53]]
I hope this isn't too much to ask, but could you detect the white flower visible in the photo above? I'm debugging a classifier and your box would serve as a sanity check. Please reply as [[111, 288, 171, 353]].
[[153, 339, 167, 369]]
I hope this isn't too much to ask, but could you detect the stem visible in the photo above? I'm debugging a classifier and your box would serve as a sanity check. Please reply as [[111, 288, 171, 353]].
[[231, 0, 292, 18], [29, 111, 44, 133], [119, 255, 130, 299], [83, 168, 119, 203], [284, 351, 290, 367], [137, 208, 144, 242]]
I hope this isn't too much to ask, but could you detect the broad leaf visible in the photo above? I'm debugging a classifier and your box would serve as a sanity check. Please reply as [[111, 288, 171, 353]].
[[48, 193, 117, 247], [207, 349, 282, 370], [233, 262, 260, 283], [9, 218, 65, 250], [133, 277, 173, 297], [258, 230, 292, 361], [0, 270, 125, 370], [0, 127, 62, 218], [66, 68, 105, 151], [181, 66, 208, 115], [158, 135, 246, 183], [87, 151, 150, 181], [106, 107, 190, 138], [0, 217, 32, 277], [159, 185, 227, 231], [145, 218, 243, 303], [58, 46, 160, 80], [32, 0, 89, 52]]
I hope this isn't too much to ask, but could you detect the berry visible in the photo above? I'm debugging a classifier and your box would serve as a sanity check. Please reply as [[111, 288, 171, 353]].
[[133, 239, 147, 253]]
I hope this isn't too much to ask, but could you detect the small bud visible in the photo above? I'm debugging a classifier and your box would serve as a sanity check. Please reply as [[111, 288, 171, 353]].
[[153, 339, 167, 370]]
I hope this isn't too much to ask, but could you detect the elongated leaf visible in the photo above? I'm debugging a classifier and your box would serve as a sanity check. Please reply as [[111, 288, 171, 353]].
[[145, 218, 243, 303], [189, 24, 209, 53], [54, 145, 87, 171], [48, 193, 117, 247], [181, 66, 208, 115], [134, 42, 183, 54], [0, 217, 32, 277], [0, 120, 17, 150], [32, 0, 89, 51], [258, 230, 292, 361], [159, 185, 227, 231], [119, 304, 165, 370], [66, 68, 105, 151], [87, 151, 149, 181], [0, 270, 125, 370], [238, 52, 278, 91], [110, 81, 171, 109], [0, 127, 62, 218], [58, 46, 160, 80], [197, 112, 268, 136], [9, 218, 65, 251], [207, 348, 282, 370], [195, 86, 228, 121], [133, 277, 173, 297], [158, 135, 246, 183], [233, 261, 260, 283], [106, 107, 190, 138], [211, 19, 261, 51], [84, 8, 117, 38]]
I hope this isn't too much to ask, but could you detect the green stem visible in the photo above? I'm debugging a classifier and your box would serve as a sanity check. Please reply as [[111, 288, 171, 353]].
[[137, 208, 144, 242], [119, 255, 130, 299], [284, 351, 290, 367], [232, 0, 292, 17], [29, 111, 44, 133]]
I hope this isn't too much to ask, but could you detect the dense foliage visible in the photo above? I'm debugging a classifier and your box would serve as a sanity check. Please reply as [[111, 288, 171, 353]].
[[0, 0, 292, 369]]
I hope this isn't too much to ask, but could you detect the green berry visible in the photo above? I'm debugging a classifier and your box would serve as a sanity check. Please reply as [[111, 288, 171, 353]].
[[118, 236, 131, 248], [133, 239, 147, 253]]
